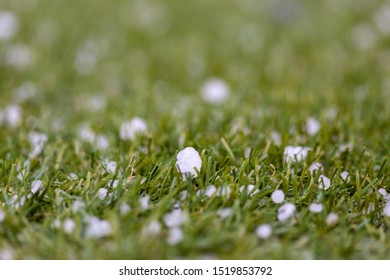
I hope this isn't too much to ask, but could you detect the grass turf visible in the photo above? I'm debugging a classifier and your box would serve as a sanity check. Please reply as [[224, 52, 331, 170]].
[[0, 0, 389, 259]]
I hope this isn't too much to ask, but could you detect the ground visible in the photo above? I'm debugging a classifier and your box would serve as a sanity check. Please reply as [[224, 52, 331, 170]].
[[0, 0, 389, 259]]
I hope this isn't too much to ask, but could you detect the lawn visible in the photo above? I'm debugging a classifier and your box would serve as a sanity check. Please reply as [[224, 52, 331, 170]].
[[0, 0, 389, 259]]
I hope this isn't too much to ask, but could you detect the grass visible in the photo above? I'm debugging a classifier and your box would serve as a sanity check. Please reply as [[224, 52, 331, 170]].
[[0, 0, 389, 259]]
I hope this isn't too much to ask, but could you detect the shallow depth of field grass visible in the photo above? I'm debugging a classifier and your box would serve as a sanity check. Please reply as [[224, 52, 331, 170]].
[[0, 0, 389, 259]]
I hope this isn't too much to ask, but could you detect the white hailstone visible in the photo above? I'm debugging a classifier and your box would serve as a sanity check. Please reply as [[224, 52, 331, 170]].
[[256, 224, 272, 239], [139, 196, 150, 210], [283, 145, 311, 163], [31, 180, 43, 194], [340, 171, 350, 183], [384, 203, 390, 217], [5, 44, 34, 69], [9, 194, 26, 209], [72, 200, 84, 212], [244, 147, 251, 159], [0, 209, 5, 222], [205, 185, 217, 197], [0, 248, 15, 260], [68, 173, 78, 179], [84, 216, 112, 239], [378, 188, 388, 199], [140, 177, 147, 185], [167, 227, 184, 245], [309, 162, 322, 173], [119, 117, 148, 141], [119, 203, 131, 216], [5, 105, 21, 127], [78, 125, 95, 143], [239, 184, 257, 196], [109, 179, 119, 189], [173, 201, 181, 210], [28, 132, 48, 158], [309, 203, 324, 213], [63, 218, 76, 234], [325, 212, 339, 225], [318, 175, 331, 190], [103, 161, 117, 174], [306, 117, 321, 136], [217, 208, 233, 219], [175, 147, 202, 179], [52, 219, 61, 229], [271, 189, 285, 204], [374, 5, 390, 35], [144, 220, 161, 235], [201, 78, 229, 104], [16, 169, 27, 181], [270, 131, 282, 146], [0, 11, 18, 40], [277, 203, 296, 222], [351, 24, 377, 50], [179, 190, 188, 200], [163, 209, 188, 228], [29, 132, 48, 147], [339, 143, 353, 153], [96, 135, 109, 150], [97, 188, 108, 199], [217, 186, 232, 197]]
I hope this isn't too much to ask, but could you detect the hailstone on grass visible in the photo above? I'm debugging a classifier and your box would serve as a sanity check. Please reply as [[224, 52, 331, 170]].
[[175, 147, 202, 179], [0, 11, 18, 41], [63, 218, 76, 234], [239, 184, 258, 196], [139, 195, 150, 211], [201, 78, 229, 104], [144, 220, 161, 236], [256, 224, 272, 239], [119, 203, 131, 216], [271, 190, 285, 204], [309, 203, 324, 213], [217, 208, 233, 218], [283, 145, 311, 163], [29, 132, 48, 158], [31, 180, 43, 194], [120, 117, 148, 141], [167, 227, 184, 245], [306, 117, 321, 136], [103, 161, 117, 174], [318, 175, 331, 190], [384, 203, 390, 217], [325, 212, 339, 225], [204, 185, 217, 197], [163, 209, 188, 228], [340, 171, 350, 182], [84, 216, 112, 239], [378, 188, 388, 200], [97, 188, 108, 199], [277, 203, 296, 222], [4, 105, 21, 127], [309, 162, 322, 173]]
